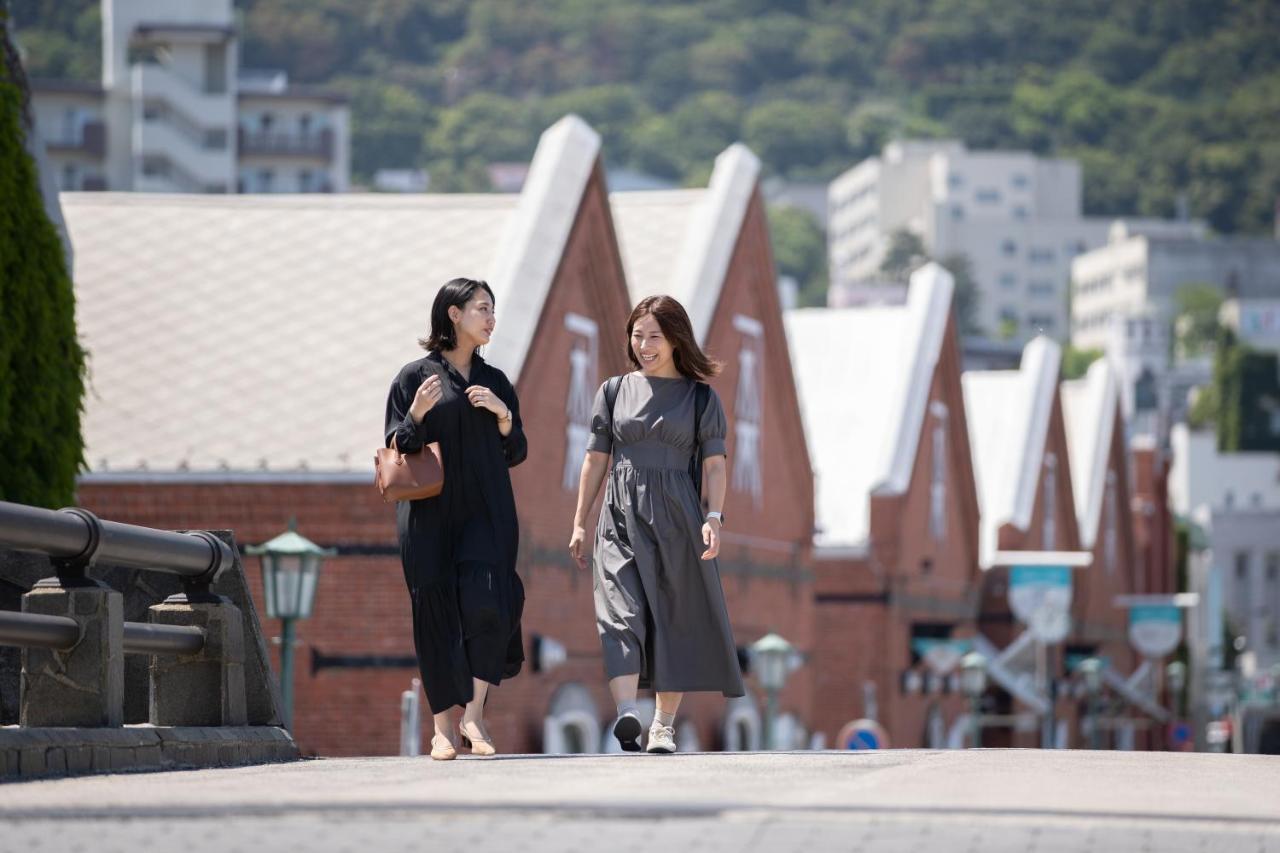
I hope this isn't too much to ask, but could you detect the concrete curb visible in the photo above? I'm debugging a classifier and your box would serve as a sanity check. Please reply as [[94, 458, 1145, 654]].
[[0, 725, 299, 781]]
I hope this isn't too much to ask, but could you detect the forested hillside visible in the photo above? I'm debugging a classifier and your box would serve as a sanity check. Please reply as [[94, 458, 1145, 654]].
[[12, 0, 1280, 236]]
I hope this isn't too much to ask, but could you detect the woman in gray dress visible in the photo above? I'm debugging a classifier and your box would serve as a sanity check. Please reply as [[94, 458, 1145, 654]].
[[569, 295, 745, 754]]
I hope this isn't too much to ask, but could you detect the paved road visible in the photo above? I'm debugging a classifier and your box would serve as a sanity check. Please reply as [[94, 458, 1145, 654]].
[[2, 749, 1278, 852]]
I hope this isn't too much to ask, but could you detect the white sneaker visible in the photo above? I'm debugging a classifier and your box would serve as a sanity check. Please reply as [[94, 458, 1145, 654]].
[[646, 724, 677, 754]]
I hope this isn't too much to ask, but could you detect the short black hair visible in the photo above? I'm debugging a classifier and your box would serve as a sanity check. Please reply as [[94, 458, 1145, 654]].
[[419, 278, 495, 352]]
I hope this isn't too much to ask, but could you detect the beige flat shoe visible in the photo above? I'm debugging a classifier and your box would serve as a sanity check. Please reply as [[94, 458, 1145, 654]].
[[458, 720, 496, 756], [429, 733, 457, 761]]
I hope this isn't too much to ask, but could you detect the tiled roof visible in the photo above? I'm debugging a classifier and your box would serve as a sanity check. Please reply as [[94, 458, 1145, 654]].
[[1061, 358, 1120, 548], [65, 114, 603, 478], [611, 144, 761, 342], [785, 263, 955, 552], [65, 191, 516, 476], [962, 337, 1062, 568]]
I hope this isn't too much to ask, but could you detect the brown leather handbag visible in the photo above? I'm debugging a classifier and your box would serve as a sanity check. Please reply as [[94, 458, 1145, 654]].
[[374, 436, 444, 502]]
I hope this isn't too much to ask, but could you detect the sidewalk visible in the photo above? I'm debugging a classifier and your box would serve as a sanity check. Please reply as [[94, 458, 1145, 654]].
[[2, 749, 1277, 852]]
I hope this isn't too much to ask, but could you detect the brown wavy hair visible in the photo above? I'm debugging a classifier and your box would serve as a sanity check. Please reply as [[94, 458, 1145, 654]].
[[625, 295, 721, 381]]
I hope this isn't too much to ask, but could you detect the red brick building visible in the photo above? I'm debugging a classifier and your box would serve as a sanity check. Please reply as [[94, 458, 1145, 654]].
[[786, 264, 983, 749], [67, 118, 817, 755], [58, 115, 1180, 756]]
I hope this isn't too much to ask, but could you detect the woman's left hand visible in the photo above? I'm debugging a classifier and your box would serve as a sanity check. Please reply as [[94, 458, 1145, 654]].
[[701, 518, 721, 560], [465, 385, 510, 419]]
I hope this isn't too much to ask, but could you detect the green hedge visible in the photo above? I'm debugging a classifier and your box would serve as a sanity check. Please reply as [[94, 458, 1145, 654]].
[[0, 33, 86, 508]]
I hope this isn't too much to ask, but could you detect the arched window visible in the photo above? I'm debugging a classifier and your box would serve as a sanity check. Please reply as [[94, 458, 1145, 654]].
[[1042, 453, 1057, 549], [1104, 470, 1118, 574], [929, 401, 948, 541]]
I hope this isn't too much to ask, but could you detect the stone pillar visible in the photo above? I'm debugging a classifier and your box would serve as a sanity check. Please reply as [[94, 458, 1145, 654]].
[[20, 579, 124, 727], [148, 597, 247, 726]]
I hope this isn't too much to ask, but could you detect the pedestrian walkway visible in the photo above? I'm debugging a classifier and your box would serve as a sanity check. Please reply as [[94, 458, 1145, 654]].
[[2, 750, 1277, 852]]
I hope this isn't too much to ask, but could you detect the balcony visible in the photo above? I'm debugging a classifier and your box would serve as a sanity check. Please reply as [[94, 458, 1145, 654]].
[[238, 128, 334, 159], [45, 121, 106, 157]]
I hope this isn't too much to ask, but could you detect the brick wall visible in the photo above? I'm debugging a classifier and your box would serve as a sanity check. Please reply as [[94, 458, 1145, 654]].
[[73, 174, 819, 756]]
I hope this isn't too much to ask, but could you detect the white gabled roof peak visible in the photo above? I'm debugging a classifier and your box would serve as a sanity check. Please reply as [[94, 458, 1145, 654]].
[[1062, 357, 1120, 547], [669, 143, 761, 342], [963, 334, 1063, 568], [786, 263, 955, 550], [485, 114, 602, 382]]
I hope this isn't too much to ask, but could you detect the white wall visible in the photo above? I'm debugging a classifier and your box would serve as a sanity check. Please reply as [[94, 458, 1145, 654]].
[[1170, 423, 1280, 517]]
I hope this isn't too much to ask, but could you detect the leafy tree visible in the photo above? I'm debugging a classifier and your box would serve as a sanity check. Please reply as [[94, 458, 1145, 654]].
[[10, 0, 1280, 235], [937, 252, 981, 337], [878, 229, 927, 283], [0, 4, 86, 507], [767, 205, 827, 308], [743, 100, 847, 176], [1062, 346, 1103, 381], [1172, 282, 1224, 359]]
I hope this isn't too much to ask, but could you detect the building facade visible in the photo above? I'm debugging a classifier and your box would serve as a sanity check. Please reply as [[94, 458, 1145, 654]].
[[28, 0, 348, 194], [828, 141, 1109, 341], [787, 265, 984, 750], [1170, 424, 1280, 670], [1071, 221, 1280, 437], [62, 117, 818, 756]]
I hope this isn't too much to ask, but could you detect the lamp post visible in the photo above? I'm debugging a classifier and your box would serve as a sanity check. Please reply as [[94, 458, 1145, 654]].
[[1079, 657, 1103, 750], [1166, 660, 1187, 718], [751, 632, 796, 750], [247, 520, 335, 730], [960, 652, 987, 748]]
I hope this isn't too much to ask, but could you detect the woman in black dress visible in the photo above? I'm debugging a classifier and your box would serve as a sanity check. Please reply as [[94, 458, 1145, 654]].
[[384, 278, 527, 760]]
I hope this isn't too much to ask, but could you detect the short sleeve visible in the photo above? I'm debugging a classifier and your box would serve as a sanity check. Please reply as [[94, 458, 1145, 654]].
[[698, 386, 728, 458], [586, 381, 613, 454]]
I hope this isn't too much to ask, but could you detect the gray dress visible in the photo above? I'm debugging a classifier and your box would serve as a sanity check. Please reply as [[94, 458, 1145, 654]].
[[588, 373, 746, 697]]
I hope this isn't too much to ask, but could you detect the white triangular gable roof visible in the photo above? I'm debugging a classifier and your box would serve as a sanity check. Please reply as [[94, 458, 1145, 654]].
[[612, 144, 760, 341], [1061, 358, 1121, 548], [962, 336, 1062, 568], [785, 263, 955, 553], [66, 115, 602, 478], [485, 114, 601, 381]]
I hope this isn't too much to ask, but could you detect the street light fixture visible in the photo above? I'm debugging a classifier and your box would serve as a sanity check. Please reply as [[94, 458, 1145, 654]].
[[751, 632, 796, 750], [246, 520, 335, 730], [1165, 660, 1187, 718], [960, 652, 987, 748], [1079, 657, 1103, 750]]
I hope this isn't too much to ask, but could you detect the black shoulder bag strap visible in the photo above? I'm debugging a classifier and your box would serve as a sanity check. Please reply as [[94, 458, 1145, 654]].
[[690, 381, 710, 505], [604, 374, 624, 436]]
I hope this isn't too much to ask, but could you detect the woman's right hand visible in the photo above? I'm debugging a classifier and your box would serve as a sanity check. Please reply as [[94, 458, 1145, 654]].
[[409, 374, 443, 422], [568, 524, 588, 570]]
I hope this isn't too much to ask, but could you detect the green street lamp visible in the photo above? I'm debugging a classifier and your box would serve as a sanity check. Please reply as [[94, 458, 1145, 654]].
[[751, 632, 796, 750], [960, 652, 988, 748], [1079, 657, 1104, 750], [247, 520, 335, 730]]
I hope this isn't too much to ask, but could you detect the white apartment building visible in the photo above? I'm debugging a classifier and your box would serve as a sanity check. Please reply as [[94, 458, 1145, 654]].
[[1170, 424, 1280, 669], [1067, 219, 1280, 352], [828, 140, 1110, 340], [27, 0, 349, 194], [1071, 221, 1280, 437]]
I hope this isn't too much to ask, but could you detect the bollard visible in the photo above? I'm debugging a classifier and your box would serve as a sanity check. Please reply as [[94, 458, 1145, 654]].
[[148, 592, 247, 726], [400, 677, 422, 756], [20, 577, 124, 727]]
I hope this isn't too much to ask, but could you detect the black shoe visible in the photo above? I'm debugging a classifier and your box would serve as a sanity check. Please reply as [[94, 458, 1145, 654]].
[[613, 712, 642, 752]]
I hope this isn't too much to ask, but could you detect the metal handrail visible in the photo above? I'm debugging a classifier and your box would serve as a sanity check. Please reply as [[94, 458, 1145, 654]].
[[0, 610, 205, 655], [0, 500, 234, 586]]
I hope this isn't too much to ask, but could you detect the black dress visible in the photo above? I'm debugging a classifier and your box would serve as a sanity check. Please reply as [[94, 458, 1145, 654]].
[[384, 350, 527, 714]]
